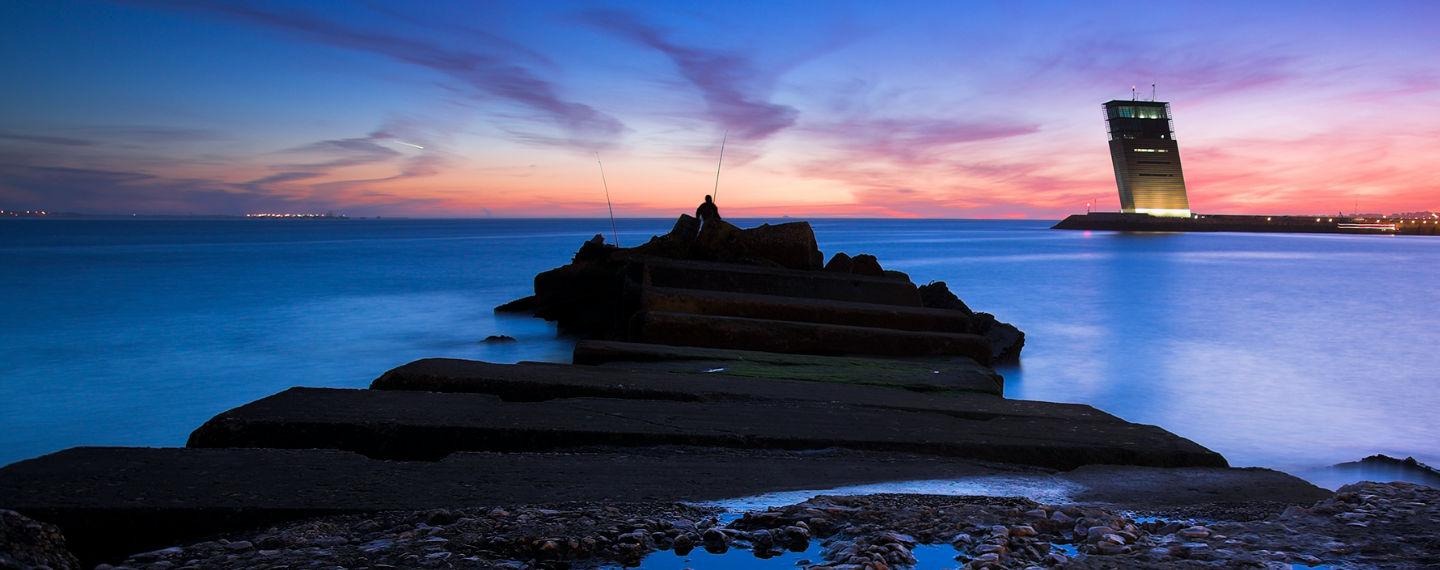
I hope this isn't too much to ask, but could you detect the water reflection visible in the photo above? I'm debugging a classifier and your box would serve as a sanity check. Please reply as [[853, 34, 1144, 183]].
[[820, 222, 1440, 479], [4, 219, 1438, 487]]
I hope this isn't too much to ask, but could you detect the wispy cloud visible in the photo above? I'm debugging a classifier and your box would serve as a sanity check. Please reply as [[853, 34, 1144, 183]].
[[0, 131, 95, 147], [808, 118, 1040, 166], [130, 0, 624, 147], [0, 163, 296, 213], [581, 9, 799, 143]]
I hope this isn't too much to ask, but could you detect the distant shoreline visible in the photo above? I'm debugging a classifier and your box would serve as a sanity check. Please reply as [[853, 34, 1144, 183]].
[[1053, 212, 1440, 236]]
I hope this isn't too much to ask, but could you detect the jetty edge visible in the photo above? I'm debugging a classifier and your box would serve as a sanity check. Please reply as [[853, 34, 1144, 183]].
[[1053, 211, 1440, 235], [1, 215, 1333, 568]]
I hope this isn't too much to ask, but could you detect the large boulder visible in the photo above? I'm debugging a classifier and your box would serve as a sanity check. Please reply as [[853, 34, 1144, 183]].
[[730, 222, 824, 270], [823, 252, 855, 273], [531, 237, 627, 335], [918, 281, 1025, 364], [689, 219, 744, 262], [918, 281, 973, 314], [622, 215, 700, 261], [849, 254, 885, 277], [1, 509, 81, 570], [690, 220, 823, 270]]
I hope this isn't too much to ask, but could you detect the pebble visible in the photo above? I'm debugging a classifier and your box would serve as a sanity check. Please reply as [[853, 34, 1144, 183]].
[[91, 482, 1440, 570]]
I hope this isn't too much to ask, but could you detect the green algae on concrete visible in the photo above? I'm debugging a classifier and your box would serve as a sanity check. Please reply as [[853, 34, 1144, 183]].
[[575, 340, 1003, 396]]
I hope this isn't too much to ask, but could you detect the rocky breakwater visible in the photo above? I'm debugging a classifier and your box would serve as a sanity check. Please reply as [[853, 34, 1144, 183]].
[[498, 215, 1025, 364]]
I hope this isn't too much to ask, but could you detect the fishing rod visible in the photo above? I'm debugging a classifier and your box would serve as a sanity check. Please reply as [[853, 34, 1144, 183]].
[[711, 130, 728, 204], [596, 151, 618, 247]]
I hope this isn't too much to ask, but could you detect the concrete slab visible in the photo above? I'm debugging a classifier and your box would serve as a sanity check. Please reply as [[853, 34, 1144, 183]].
[[640, 286, 972, 333], [631, 311, 993, 364], [636, 257, 923, 307], [187, 387, 1226, 469], [377, 357, 1012, 407]]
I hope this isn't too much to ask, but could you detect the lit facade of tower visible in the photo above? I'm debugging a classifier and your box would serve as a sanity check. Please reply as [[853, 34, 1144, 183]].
[[1103, 100, 1190, 217]]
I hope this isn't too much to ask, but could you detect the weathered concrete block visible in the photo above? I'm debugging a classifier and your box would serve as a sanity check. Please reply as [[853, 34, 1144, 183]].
[[631, 311, 993, 365], [373, 356, 1011, 402], [730, 221, 824, 270], [637, 257, 923, 307], [187, 387, 1227, 470], [640, 286, 971, 333], [567, 342, 1007, 397]]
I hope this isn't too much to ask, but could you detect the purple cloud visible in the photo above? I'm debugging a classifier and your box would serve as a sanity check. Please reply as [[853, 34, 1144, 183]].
[[0, 163, 303, 214], [130, 1, 623, 146], [808, 118, 1040, 166], [0, 131, 95, 147], [581, 9, 799, 142]]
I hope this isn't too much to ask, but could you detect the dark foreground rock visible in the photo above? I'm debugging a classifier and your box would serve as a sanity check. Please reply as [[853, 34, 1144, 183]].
[[721, 481, 1437, 569], [1, 509, 81, 570], [1, 444, 1328, 568], [82, 481, 1424, 570]]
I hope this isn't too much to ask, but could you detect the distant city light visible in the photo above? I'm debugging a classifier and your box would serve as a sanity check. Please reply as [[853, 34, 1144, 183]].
[[245, 212, 344, 218]]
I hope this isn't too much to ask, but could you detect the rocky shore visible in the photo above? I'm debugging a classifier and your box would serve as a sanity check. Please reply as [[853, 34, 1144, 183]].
[[4, 480, 1427, 570]]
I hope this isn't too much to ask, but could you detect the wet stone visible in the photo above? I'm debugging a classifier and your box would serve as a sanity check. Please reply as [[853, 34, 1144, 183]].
[[87, 481, 1440, 570]]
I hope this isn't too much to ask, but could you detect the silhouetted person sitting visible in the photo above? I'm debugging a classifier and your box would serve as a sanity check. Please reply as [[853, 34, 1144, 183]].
[[696, 195, 721, 223]]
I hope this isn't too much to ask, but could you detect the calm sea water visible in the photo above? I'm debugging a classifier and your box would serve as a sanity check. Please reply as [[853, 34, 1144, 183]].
[[3, 219, 1437, 486]]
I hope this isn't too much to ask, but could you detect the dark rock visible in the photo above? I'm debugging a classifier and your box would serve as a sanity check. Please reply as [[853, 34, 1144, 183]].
[[425, 509, 460, 526], [622, 215, 700, 261], [5, 445, 1337, 569], [917, 281, 973, 315], [1321, 454, 1440, 488], [689, 219, 744, 262], [916, 282, 1025, 363], [824, 252, 855, 273], [729, 222, 825, 270], [974, 312, 1026, 365], [481, 335, 517, 343], [532, 259, 625, 335], [849, 254, 885, 277], [493, 295, 537, 313], [572, 234, 617, 263], [0, 509, 81, 570]]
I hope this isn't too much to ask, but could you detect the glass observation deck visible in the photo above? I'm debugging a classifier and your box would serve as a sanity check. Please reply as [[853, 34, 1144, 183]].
[[1103, 101, 1176, 141]]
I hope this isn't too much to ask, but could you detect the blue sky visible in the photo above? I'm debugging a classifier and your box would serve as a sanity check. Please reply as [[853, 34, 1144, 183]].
[[3, 0, 1438, 217]]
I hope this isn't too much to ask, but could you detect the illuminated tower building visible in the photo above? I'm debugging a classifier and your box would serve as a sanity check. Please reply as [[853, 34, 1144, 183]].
[[1103, 100, 1190, 217]]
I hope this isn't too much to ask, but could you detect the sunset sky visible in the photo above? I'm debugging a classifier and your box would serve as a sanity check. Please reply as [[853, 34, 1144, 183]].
[[2, 1, 1438, 218]]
